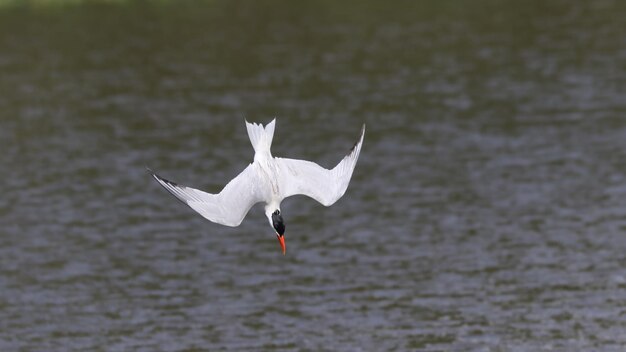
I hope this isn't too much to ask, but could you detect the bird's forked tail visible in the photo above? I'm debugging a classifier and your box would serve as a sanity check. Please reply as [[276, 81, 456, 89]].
[[245, 119, 275, 154]]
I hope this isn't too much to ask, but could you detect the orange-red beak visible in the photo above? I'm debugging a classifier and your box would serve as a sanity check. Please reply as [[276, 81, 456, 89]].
[[276, 234, 286, 255]]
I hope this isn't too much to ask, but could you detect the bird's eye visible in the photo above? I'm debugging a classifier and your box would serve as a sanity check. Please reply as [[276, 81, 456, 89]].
[[273, 210, 280, 215]]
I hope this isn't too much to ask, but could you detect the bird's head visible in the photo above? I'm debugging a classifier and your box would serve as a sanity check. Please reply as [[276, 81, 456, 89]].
[[266, 208, 286, 255]]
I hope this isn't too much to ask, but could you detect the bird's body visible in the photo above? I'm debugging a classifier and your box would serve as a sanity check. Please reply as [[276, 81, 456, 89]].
[[149, 119, 365, 254]]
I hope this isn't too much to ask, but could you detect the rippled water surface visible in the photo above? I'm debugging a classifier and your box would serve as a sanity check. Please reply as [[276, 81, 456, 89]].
[[1, 1, 626, 350]]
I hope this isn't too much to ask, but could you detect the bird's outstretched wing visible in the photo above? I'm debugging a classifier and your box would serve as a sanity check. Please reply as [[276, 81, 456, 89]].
[[148, 165, 263, 227], [276, 124, 365, 206]]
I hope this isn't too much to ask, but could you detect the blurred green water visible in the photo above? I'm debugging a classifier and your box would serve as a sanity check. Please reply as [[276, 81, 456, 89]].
[[1, 1, 626, 351]]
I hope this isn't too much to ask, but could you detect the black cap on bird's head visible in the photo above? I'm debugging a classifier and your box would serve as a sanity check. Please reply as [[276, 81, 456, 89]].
[[271, 210, 286, 254], [272, 210, 285, 235]]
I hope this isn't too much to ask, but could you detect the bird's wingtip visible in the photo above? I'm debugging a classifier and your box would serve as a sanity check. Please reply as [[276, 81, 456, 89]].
[[146, 167, 161, 181], [348, 124, 366, 153]]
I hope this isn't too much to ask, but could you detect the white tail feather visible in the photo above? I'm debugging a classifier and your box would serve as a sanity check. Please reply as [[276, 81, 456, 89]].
[[246, 119, 276, 154]]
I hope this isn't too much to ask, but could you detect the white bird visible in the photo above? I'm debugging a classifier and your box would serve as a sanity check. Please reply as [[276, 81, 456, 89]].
[[148, 119, 365, 255]]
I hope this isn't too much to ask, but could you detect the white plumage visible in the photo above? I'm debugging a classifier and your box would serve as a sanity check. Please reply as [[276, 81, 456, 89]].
[[149, 119, 365, 252]]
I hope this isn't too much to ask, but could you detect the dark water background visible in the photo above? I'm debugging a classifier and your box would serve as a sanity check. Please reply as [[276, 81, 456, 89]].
[[1, 1, 626, 350]]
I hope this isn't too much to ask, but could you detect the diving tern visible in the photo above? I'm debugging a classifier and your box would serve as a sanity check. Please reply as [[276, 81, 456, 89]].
[[148, 119, 365, 254]]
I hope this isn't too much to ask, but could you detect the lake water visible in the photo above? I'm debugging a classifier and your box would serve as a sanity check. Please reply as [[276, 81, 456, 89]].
[[1, 1, 626, 350]]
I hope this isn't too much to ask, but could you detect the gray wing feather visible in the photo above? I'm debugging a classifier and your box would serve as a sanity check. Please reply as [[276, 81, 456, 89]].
[[149, 165, 262, 226], [276, 124, 365, 206]]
